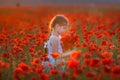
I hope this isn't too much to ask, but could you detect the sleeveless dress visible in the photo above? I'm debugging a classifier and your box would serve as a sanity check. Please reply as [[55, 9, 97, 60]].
[[47, 35, 63, 66], [42, 34, 65, 72]]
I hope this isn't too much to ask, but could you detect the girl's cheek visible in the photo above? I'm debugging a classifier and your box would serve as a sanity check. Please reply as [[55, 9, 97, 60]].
[[62, 29, 65, 33], [63, 29, 66, 32], [59, 29, 63, 34]]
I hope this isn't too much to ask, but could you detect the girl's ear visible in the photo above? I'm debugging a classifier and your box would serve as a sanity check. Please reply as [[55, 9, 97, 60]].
[[55, 24, 59, 28]]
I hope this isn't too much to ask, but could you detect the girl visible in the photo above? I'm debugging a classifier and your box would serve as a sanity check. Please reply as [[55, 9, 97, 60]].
[[43, 14, 75, 72]]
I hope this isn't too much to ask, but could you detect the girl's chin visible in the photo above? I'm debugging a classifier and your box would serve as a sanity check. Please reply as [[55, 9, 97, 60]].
[[58, 32, 63, 35], [61, 32, 66, 35], [59, 33, 64, 35]]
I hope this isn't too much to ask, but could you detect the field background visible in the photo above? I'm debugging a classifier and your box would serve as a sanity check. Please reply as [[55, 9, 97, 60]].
[[0, 5, 120, 80]]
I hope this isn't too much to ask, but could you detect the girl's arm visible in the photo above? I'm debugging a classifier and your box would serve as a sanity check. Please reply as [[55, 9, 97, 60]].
[[50, 36, 76, 59], [62, 49, 76, 57]]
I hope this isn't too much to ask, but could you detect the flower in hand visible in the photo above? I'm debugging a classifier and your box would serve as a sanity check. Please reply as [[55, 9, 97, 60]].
[[51, 52, 61, 58]]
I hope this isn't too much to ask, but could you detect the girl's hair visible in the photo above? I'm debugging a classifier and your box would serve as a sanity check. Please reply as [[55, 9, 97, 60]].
[[47, 14, 69, 40]]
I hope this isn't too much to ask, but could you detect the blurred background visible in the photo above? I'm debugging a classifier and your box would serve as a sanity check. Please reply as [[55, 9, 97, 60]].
[[0, 0, 120, 7], [0, 1, 120, 80]]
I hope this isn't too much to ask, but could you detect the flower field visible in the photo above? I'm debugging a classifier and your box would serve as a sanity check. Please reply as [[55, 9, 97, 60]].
[[0, 5, 120, 80]]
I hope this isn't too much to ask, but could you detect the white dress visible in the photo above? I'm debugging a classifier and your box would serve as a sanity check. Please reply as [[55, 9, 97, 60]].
[[46, 35, 63, 66], [42, 34, 65, 72]]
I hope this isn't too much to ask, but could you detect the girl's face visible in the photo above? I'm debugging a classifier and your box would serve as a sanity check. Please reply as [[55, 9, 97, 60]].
[[54, 24, 69, 35], [57, 25, 68, 34]]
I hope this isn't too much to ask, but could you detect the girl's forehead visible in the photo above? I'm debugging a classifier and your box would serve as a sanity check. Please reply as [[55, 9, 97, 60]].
[[61, 25, 68, 29], [62, 22, 69, 26], [63, 23, 69, 26]]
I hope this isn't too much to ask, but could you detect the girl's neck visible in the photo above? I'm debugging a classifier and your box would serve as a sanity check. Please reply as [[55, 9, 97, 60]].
[[52, 31, 59, 37]]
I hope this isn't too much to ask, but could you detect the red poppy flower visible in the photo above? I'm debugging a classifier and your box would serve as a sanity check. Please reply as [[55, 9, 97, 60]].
[[49, 70, 58, 76], [1, 53, 9, 58], [83, 53, 91, 58], [13, 45, 22, 52], [0, 60, 9, 68], [14, 67, 25, 80], [72, 68, 82, 78], [101, 40, 108, 46], [40, 73, 49, 80], [35, 68, 43, 75], [67, 59, 79, 69], [100, 51, 113, 59], [41, 54, 47, 57], [18, 62, 31, 74], [70, 50, 81, 59], [82, 25, 87, 32], [111, 66, 120, 77], [51, 52, 61, 58], [2, 62, 9, 68], [75, 42, 81, 47], [102, 58, 113, 65], [108, 43, 115, 49], [84, 59, 90, 65], [89, 58, 101, 67], [40, 34, 47, 41], [31, 58, 40, 65], [14, 67, 24, 76], [70, 27, 76, 33], [29, 47, 34, 53], [86, 72, 96, 78], [20, 30, 25, 35], [103, 65, 111, 73], [61, 71, 67, 79], [31, 76, 36, 80]]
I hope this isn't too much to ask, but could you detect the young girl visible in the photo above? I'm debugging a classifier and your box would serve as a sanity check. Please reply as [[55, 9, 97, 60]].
[[43, 14, 75, 72]]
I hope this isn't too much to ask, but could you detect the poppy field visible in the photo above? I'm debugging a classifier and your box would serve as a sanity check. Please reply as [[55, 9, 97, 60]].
[[0, 5, 120, 80]]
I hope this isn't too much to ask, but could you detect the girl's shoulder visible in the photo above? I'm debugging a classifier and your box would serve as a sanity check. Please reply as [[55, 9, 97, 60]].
[[48, 35, 60, 46], [44, 35, 59, 48], [49, 35, 59, 41]]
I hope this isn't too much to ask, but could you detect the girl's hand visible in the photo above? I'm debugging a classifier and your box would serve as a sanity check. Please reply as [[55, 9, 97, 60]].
[[62, 49, 76, 57], [56, 54, 62, 59]]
